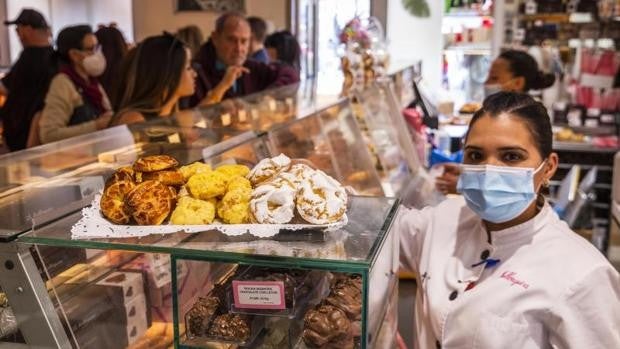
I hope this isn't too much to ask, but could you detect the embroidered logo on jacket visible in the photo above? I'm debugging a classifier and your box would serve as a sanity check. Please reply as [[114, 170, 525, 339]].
[[500, 271, 530, 289]]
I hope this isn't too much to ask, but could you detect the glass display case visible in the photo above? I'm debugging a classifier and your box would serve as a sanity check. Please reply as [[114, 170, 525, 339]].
[[0, 82, 408, 348]]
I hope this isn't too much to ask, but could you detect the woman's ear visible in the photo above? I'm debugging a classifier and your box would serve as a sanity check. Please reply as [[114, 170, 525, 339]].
[[511, 76, 526, 92], [543, 153, 559, 184], [68, 48, 81, 64]]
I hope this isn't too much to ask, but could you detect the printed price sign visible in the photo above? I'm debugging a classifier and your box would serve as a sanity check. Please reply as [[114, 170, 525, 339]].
[[232, 280, 286, 310]]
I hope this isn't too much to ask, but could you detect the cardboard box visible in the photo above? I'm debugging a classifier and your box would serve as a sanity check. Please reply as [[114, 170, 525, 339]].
[[96, 271, 145, 305], [125, 294, 149, 345]]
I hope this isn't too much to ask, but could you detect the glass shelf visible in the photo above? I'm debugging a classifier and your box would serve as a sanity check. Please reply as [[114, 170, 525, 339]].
[[18, 196, 398, 271]]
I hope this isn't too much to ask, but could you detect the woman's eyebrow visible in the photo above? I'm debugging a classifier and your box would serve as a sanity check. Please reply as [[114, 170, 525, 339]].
[[464, 145, 483, 150], [497, 146, 528, 152]]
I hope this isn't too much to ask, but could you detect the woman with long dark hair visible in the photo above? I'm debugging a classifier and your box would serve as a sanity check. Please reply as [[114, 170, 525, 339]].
[[95, 25, 128, 98], [109, 33, 197, 125]]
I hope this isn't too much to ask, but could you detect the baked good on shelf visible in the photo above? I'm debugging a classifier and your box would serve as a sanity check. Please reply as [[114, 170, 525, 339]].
[[226, 176, 252, 192], [459, 102, 482, 114], [207, 313, 251, 342], [141, 169, 185, 186], [325, 275, 362, 320], [246, 154, 291, 185], [186, 171, 228, 200], [217, 187, 251, 224], [170, 196, 216, 225], [187, 296, 220, 336], [179, 161, 212, 181], [215, 164, 250, 180], [105, 166, 135, 186], [125, 180, 175, 225], [303, 304, 351, 348], [100, 179, 135, 224], [133, 155, 179, 172], [296, 170, 347, 224], [249, 182, 296, 224]]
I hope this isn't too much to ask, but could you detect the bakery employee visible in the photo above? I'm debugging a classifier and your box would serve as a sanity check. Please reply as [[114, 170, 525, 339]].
[[437, 50, 556, 195], [398, 92, 620, 348]]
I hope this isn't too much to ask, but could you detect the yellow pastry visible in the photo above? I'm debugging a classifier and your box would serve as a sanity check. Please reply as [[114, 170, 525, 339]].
[[170, 197, 216, 225], [215, 164, 250, 180], [227, 176, 252, 192], [186, 171, 228, 199], [217, 187, 252, 224], [179, 162, 212, 181]]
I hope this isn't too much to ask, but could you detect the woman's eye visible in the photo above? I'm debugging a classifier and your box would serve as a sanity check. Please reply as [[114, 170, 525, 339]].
[[467, 151, 483, 162], [502, 152, 523, 162]]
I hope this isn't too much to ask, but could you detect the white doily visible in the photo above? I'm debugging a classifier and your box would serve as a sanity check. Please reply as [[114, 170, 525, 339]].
[[70, 193, 348, 239]]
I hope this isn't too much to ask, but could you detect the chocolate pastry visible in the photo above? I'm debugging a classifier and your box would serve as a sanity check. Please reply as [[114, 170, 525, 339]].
[[187, 296, 220, 336], [303, 304, 351, 347], [207, 313, 251, 341], [326, 275, 362, 320]]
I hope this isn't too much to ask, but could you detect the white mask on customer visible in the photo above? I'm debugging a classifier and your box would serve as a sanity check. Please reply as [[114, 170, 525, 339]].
[[82, 51, 106, 77]]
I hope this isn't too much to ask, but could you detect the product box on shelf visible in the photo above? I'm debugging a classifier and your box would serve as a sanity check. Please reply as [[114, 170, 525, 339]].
[[59, 283, 128, 349], [96, 270, 146, 306], [124, 294, 150, 345]]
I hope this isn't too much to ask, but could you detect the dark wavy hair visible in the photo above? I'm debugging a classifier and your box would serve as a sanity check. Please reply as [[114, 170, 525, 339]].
[[499, 50, 555, 92], [110, 33, 188, 123], [95, 26, 128, 97], [265, 30, 301, 70], [466, 91, 552, 159]]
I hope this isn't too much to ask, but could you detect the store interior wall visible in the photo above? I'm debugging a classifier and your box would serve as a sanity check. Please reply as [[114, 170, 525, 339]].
[[132, 0, 288, 42], [385, 0, 443, 92]]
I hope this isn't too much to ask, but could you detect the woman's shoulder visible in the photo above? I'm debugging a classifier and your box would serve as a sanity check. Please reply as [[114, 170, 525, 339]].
[[113, 110, 146, 125]]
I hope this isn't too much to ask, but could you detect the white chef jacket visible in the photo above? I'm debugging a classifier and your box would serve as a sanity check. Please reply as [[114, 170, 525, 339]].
[[398, 197, 620, 349]]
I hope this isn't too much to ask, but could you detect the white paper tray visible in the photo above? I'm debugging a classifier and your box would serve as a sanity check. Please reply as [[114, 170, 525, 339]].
[[70, 194, 348, 239]]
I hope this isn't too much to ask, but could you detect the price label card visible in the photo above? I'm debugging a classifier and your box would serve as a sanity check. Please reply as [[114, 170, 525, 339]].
[[232, 280, 285, 310]]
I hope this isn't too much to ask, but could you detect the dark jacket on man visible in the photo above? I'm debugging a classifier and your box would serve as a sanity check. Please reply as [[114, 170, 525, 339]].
[[187, 40, 299, 107]]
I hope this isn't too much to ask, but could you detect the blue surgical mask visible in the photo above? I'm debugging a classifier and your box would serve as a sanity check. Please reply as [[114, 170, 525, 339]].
[[457, 162, 546, 223]]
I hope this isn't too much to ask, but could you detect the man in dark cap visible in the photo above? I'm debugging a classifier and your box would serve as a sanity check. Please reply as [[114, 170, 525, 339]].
[[187, 12, 299, 107], [0, 8, 57, 151]]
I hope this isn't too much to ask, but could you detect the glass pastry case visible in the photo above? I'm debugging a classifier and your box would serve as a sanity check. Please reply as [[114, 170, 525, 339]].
[[0, 81, 414, 348]]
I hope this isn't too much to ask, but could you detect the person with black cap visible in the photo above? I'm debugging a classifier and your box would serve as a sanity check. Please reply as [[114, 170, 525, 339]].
[[38, 24, 112, 144], [0, 8, 56, 151]]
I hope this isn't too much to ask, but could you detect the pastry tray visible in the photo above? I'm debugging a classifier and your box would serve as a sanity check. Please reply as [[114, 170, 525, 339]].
[[70, 193, 348, 240]]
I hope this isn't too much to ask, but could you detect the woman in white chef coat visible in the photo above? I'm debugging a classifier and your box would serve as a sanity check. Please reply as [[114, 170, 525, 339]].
[[398, 91, 620, 349]]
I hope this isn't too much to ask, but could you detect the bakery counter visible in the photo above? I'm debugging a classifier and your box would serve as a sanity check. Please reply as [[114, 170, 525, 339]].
[[11, 195, 398, 349]]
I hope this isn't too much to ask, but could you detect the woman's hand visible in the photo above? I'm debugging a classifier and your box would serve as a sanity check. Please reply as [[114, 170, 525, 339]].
[[435, 163, 461, 195]]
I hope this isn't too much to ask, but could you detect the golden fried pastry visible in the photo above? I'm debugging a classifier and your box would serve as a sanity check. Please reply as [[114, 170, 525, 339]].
[[250, 182, 296, 224], [100, 180, 135, 224], [215, 164, 250, 180], [227, 176, 252, 192], [170, 197, 216, 225], [247, 154, 291, 185], [179, 162, 212, 181], [133, 155, 179, 173], [125, 180, 175, 225], [105, 166, 134, 186], [186, 171, 228, 200], [296, 170, 347, 224], [217, 187, 252, 224], [142, 169, 185, 186]]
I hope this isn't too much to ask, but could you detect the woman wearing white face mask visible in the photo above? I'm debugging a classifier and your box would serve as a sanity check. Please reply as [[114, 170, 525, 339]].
[[398, 92, 620, 349], [38, 24, 112, 144], [437, 50, 556, 195]]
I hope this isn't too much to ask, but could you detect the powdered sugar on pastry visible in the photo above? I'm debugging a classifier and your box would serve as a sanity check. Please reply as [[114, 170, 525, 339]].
[[296, 170, 347, 224], [247, 154, 291, 185], [289, 163, 314, 185], [250, 182, 296, 224]]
